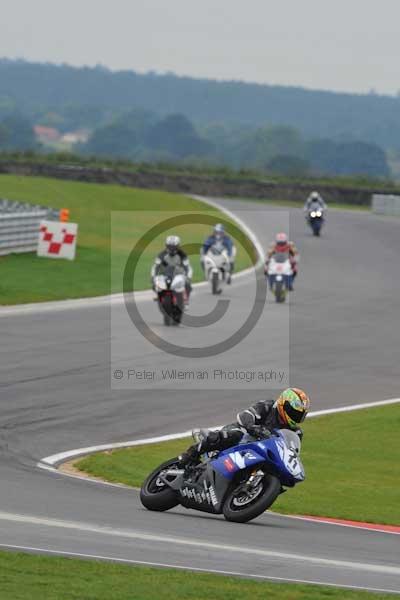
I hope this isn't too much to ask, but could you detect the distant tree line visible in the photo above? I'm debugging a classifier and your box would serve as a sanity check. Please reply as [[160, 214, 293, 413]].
[[0, 102, 390, 179], [0, 59, 394, 178], [80, 110, 390, 178], [81, 110, 212, 162], [0, 114, 36, 150], [2, 59, 400, 150], [0, 109, 391, 178]]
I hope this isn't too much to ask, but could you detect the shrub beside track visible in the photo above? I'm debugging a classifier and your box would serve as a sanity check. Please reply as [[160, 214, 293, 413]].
[[2, 153, 400, 205]]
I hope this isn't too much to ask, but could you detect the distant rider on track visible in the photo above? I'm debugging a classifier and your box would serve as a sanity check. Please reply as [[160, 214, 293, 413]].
[[201, 224, 236, 284], [304, 190, 327, 214], [151, 235, 193, 303], [265, 232, 299, 291]]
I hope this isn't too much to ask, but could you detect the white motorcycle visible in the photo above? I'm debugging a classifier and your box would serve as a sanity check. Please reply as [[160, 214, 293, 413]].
[[266, 252, 293, 303], [203, 242, 232, 295], [154, 266, 186, 325]]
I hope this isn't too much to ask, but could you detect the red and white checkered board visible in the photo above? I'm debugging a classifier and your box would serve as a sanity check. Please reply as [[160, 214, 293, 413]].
[[37, 220, 78, 260]]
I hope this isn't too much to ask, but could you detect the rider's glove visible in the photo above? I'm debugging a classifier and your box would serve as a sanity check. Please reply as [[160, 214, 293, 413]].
[[248, 425, 271, 439], [178, 446, 199, 468]]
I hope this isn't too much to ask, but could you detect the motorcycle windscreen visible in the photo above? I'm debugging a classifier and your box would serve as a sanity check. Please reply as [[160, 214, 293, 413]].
[[273, 252, 290, 263], [273, 435, 305, 484]]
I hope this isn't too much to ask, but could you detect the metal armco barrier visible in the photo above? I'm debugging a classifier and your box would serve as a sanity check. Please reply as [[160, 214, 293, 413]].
[[372, 194, 400, 217], [0, 199, 58, 256]]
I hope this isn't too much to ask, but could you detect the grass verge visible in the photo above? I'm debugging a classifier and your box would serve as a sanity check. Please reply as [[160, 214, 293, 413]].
[[76, 404, 400, 526], [0, 175, 253, 304], [0, 550, 395, 600]]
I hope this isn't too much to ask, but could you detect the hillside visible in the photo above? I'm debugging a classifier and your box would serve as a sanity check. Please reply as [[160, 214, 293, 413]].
[[1, 59, 400, 149]]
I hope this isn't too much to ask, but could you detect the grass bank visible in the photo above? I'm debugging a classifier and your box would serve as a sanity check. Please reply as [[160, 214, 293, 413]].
[[0, 550, 394, 600], [76, 404, 400, 526], [0, 175, 254, 304]]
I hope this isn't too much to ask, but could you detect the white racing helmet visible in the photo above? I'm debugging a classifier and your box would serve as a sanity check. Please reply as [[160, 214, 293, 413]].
[[214, 223, 225, 239], [165, 235, 181, 255]]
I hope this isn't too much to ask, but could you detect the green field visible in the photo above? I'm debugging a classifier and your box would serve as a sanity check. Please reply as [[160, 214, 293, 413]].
[[0, 550, 394, 600], [0, 175, 254, 305], [77, 404, 400, 525]]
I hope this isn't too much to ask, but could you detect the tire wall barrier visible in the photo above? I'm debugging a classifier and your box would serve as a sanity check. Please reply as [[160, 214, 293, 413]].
[[372, 194, 400, 216], [0, 198, 57, 256]]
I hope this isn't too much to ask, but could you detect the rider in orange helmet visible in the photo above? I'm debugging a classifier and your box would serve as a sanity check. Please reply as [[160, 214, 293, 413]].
[[178, 388, 310, 468]]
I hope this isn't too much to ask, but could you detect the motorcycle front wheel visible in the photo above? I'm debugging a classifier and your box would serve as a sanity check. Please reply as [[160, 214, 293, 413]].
[[140, 458, 181, 511], [312, 223, 321, 236], [172, 293, 184, 324], [311, 219, 322, 236], [222, 473, 281, 523], [161, 295, 173, 326], [275, 281, 285, 303], [211, 270, 220, 295]]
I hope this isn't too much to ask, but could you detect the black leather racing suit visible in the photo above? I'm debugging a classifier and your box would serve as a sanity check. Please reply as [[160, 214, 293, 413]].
[[181, 400, 303, 465], [151, 249, 193, 297], [151, 249, 192, 279]]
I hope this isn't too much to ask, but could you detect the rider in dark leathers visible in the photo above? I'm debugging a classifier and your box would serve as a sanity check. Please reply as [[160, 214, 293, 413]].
[[151, 235, 193, 301], [179, 388, 310, 467]]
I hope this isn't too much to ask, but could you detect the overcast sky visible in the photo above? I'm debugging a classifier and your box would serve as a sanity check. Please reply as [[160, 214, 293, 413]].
[[1, 0, 399, 95]]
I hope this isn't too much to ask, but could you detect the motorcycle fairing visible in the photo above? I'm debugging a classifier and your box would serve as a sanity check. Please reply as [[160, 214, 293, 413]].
[[178, 463, 231, 514], [211, 443, 266, 480], [211, 432, 305, 487]]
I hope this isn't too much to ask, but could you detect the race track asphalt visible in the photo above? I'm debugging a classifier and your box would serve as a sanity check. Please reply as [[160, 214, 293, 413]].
[[0, 198, 399, 593]]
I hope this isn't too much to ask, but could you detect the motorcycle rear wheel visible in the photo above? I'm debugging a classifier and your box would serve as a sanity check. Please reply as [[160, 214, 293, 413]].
[[140, 458, 180, 511], [222, 473, 281, 523]]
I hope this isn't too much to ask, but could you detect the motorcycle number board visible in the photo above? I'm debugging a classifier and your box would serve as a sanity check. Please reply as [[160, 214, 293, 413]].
[[37, 220, 78, 261]]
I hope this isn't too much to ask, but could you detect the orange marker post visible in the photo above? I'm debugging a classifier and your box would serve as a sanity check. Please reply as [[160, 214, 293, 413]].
[[60, 208, 70, 222]]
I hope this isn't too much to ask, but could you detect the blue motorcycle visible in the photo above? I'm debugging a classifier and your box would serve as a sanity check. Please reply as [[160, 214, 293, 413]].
[[140, 429, 305, 523]]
